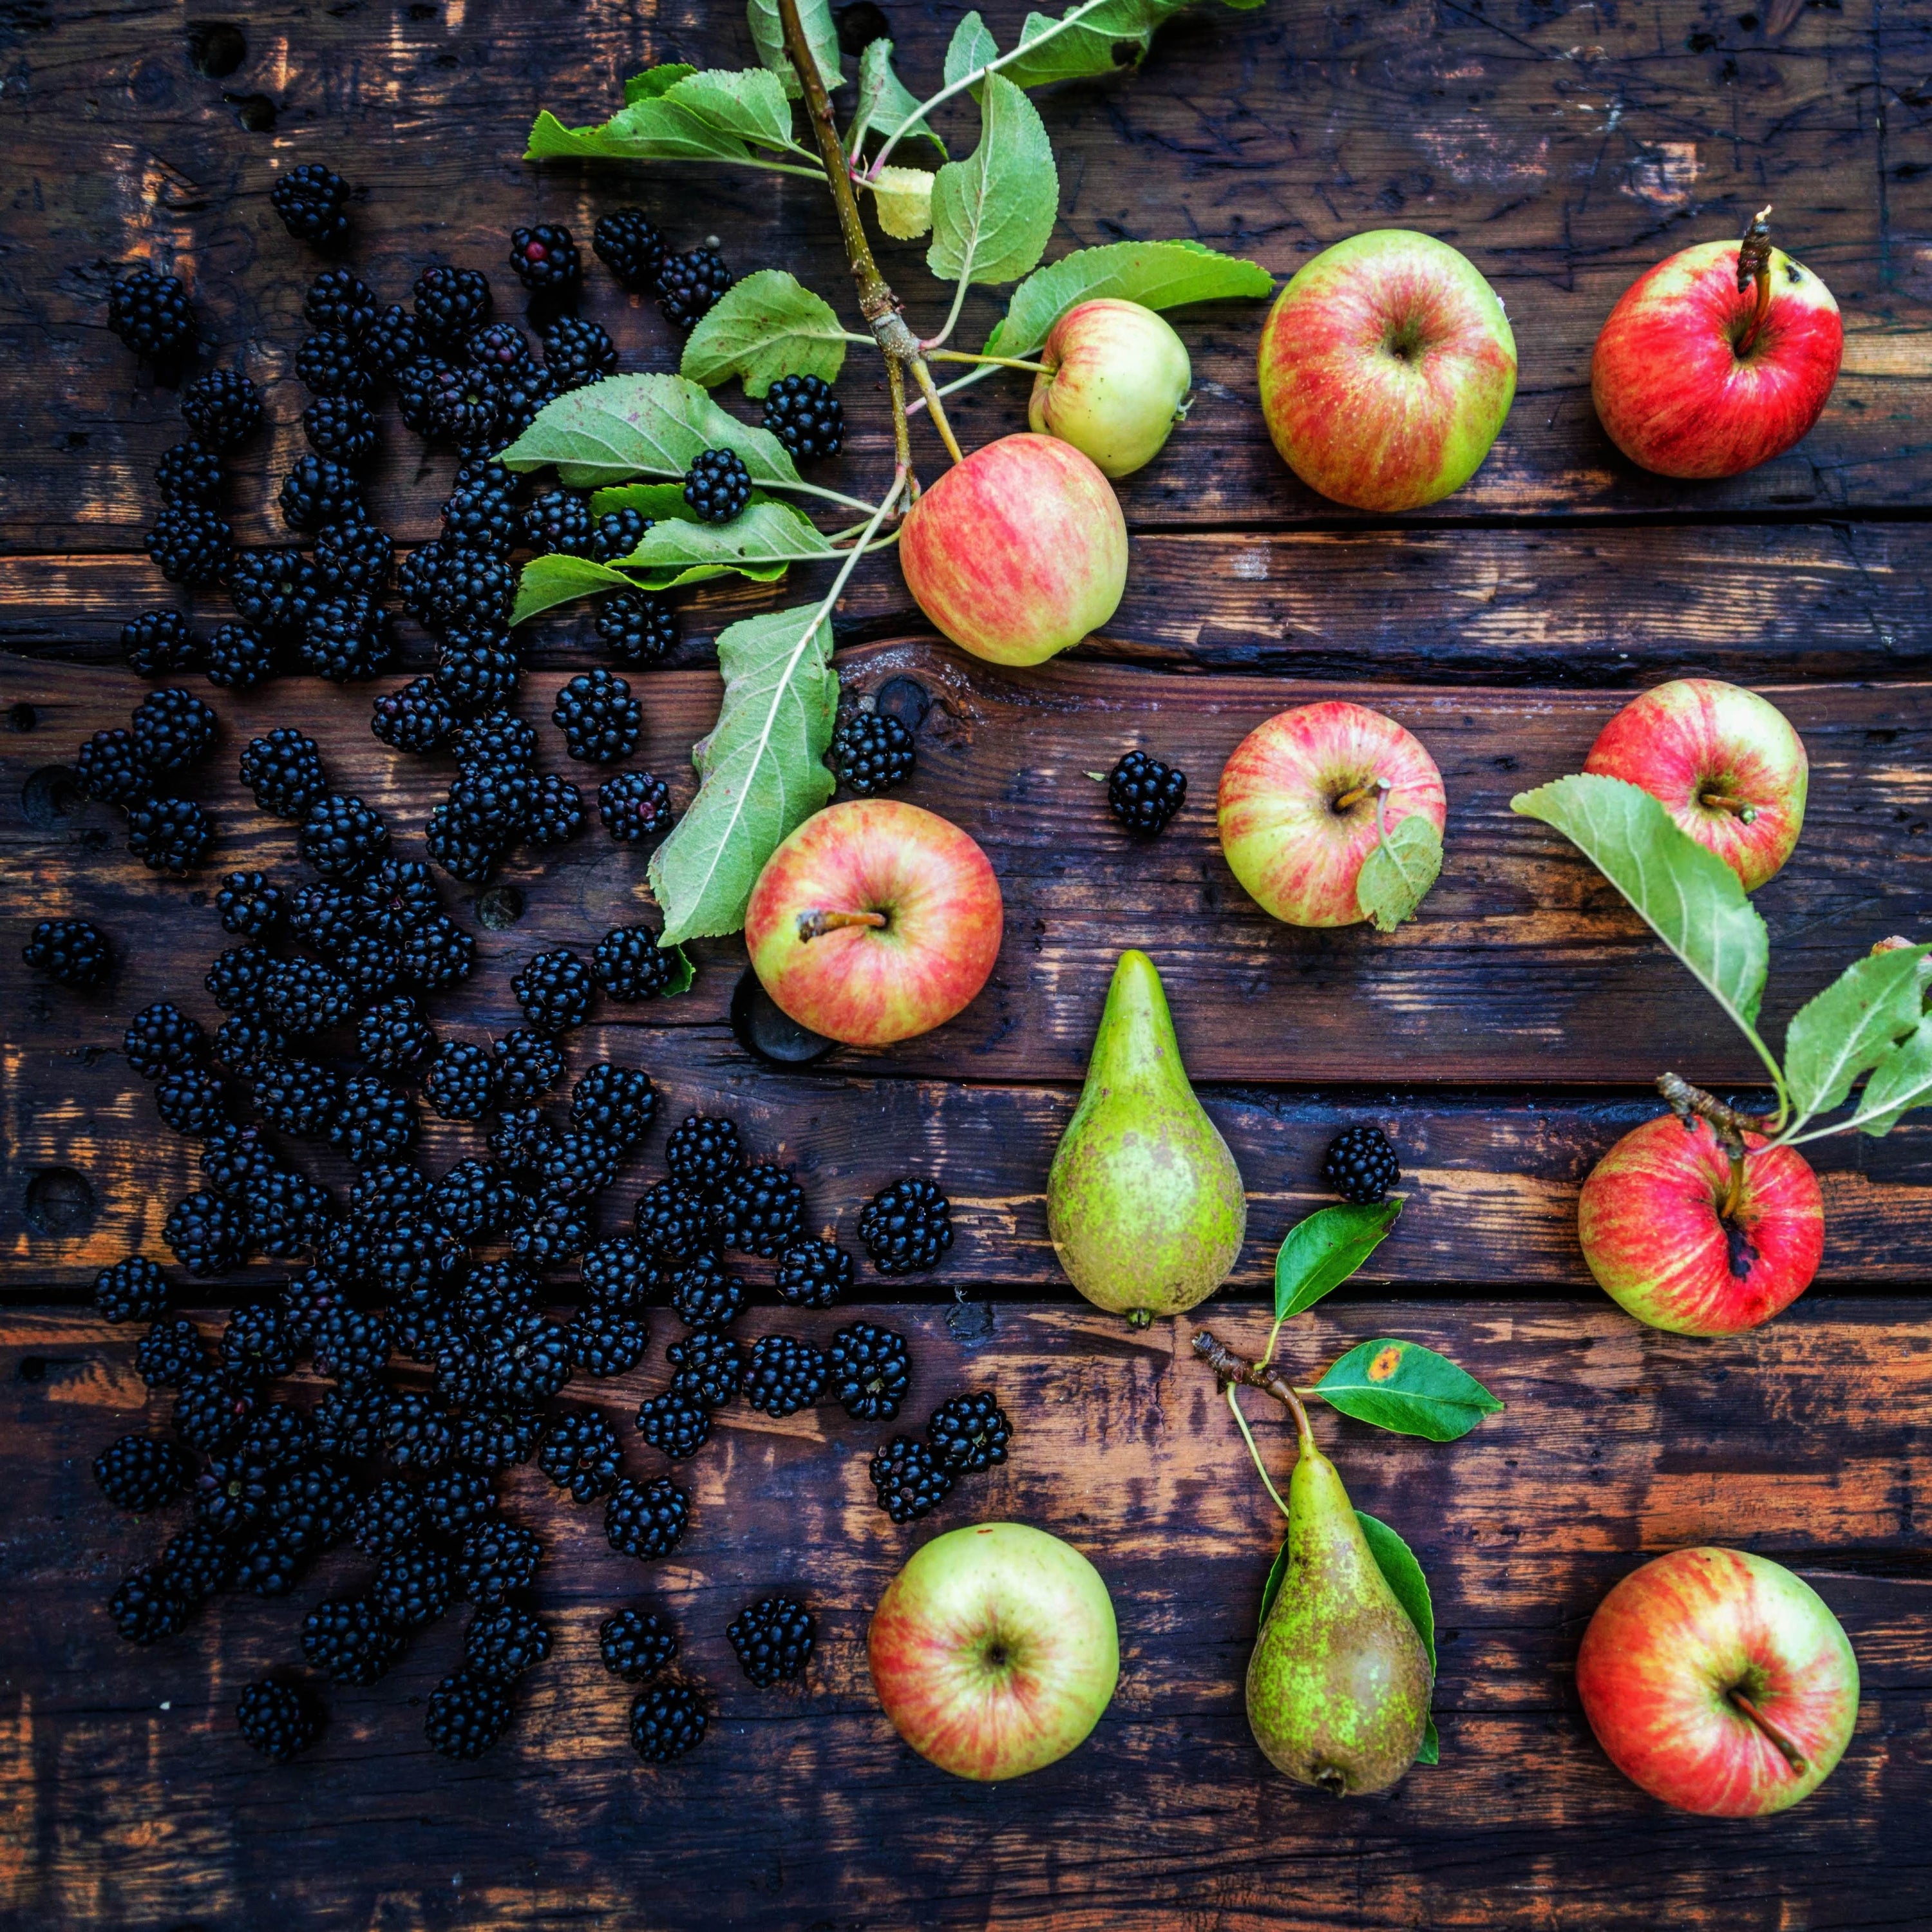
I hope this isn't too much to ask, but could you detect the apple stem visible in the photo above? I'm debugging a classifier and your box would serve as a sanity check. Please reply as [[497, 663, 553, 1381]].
[[1735, 204, 1776, 358], [927, 348, 1053, 375], [1332, 776, 1390, 815], [1194, 1328, 1316, 1448], [795, 908, 889, 943], [1728, 1689, 1810, 1776], [1699, 790, 1760, 823], [1657, 1072, 1769, 1215]]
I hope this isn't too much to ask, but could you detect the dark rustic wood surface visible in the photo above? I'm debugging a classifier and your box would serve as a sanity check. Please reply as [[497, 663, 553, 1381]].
[[3, 0, 1930, 1924]]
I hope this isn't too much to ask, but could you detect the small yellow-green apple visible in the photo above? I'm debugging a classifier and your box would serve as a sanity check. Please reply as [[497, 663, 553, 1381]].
[[743, 799, 1003, 1048], [1577, 1547, 1859, 1817], [868, 1522, 1119, 1781], [1257, 230, 1517, 512], [1584, 678, 1808, 892], [898, 433, 1128, 667], [1577, 1115, 1824, 1336], [1027, 299, 1191, 477], [1217, 701, 1446, 927]]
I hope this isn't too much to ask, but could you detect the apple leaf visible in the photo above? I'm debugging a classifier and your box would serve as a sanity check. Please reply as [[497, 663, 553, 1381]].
[[1314, 1340, 1503, 1443], [1273, 1201, 1403, 1321], [588, 482, 697, 523], [660, 944, 697, 997], [848, 39, 946, 156], [943, 12, 1001, 90], [510, 553, 636, 626], [926, 73, 1059, 289], [527, 69, 806, 167], [747, 0, 843, 99], [1841, 1017, 1932, 1137], [984, 238, 1274, 358], [996, 0, 1179, 90], [681, 270, 849, 397], [647, 601, 840, 946], [871, 166, 938, 240], [1782, 943, 1931, 1126], [625, 65, 698, 104], [616, 500, 838, 591], [1356, 813, 1443, 935]]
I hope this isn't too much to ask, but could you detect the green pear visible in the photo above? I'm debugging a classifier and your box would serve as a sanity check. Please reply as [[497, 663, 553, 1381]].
[[1247, 1417, 1432, 1794], [1046, 949, 1246, 1325]]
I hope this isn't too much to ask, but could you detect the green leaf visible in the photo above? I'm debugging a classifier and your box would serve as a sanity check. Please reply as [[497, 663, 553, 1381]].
[[529, 70, 810, 167], [1356, 814, 1443, 935], [509, 553, 636, 626], [748, 0, 844, 99], [618, 499, 838, 591], [1273, 1201, 1403, 1321], [525, 110, 646, 162], [1314, 1340, 1504, 1443], [984, 238, 1274, 357], [664, 67, 800, 151], [1357, 1513, 1439, 1765], [1511, 773, 1772, 1039], [871, 166, 937, 240], [943, 12, 1001, 89], [661, 944, 697, 998], [680, 270, 849, 397], [587, 482, 697, 523], [500, 372, 803, 491], [625, 64, 699, 103], [927, 73, 1058, 289], [848, 39, 946, 156], [1783, 944, 1931, 1124], [998, 0, 1180, 90], [647, 602, 840, 945], [1848, 1018, 1932, 1137]]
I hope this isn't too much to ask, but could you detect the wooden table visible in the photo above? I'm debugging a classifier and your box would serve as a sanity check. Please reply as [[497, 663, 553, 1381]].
[[4, 1, 1929, 1926]]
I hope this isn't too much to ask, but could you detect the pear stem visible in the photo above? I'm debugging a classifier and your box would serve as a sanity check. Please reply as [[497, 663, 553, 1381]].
[[1729, 1689, 1809, 1775], [795, 908, 889, 943], [1194, 1328, 1316, 1447], [1224, 1383, 1291, 1520]]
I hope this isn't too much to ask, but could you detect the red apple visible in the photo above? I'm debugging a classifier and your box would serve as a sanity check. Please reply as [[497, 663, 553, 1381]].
[[1577, 1546, 1859, 1817], [1584, 678, 1808, 892], [899, 433, 1128, 667], [1577, 1114, 1824, 1336], [1257, 229, 1517, 513], [1027, 299, 1192, 478], [744, 799, 1003, 1048], [868, 1522, 1119, 1781], [1591, 224, 1843, 479], [1217, 701, 1447, 927]]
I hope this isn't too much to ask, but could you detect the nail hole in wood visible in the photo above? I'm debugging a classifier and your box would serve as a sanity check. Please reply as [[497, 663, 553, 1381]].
[[223, 90, 277, 131], [24, 1167, 95, 1238], [185, 21, 247, 76], [9, 703, 37, 732], [17, 1357, 47, 1383], [730, 967, 836, 1066], [871, 676, 931, 734], [835, 1, 890, 52], [21, 765, 83, 829], [475, 884, 524, 930]]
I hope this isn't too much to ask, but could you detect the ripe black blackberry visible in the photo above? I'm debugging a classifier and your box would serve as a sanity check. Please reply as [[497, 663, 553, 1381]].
[[263, 956, 354, 1035], [213, 1014, 285, 1078], [465, 1605, 553, 1680], [124, 1001, 206, 1080], [228, 549, 318, 638], [572, 1306, 649, 1380], [859, 1177, 953, 1274], [714, 1164, 805, 1258], [830, 709, 915, 795], [587, 507, 649, 566], [571, 1062, 657, 1149], [155, 438, 226, 504], [870, 1435, 955, 1522], [542, 314, 616, 390], [631, 1681, 707, 1761], [1323, 1124, 1401, 1204], [302, 393, 377, 463], [634, 1182, 712, 1262], [553, 668, 641, 764], [120, 608, 200, 676], [240, 726, 327, 819], [435, 1158, 518, 1240], [159, 1521, 236, 1602], [484, 1309, 574, 1405], [535, 1128, 621, 1204], [312, 1304, 391, 1386], [107, 269, 196, 361], [509, 1196, 593, 1276], [426, 361, 504, 451], [205, 942, 272, 1014], [23, 918, 109, 989], [381, 1393, 455, 1477], [598, 768, 673, 842], [278, 453, 365, 532], [349, 1481, 422, 1558], [524, 772, 585, 848], [424, 803, 502, 885], [94, 1434, 189, 1512], [665, 1256, 743, 1329], [137, 1316, 204, 1385], [667, 1331, 744, 1412], [438, 460, 520, 551], [336, 926, 402, 1000], [600, 1606, 676, 1680], [454, 705, 538, 772], [357, 994, 433, 1071], [303, 265, 377, 336], [236, 1678, 320, 1760], [728, 1595, 815, 1686], [96, 1255, 170, 1325], [300, 591, 392, 683], [270, 163, 352, 244], [145, 503, 232, 585], [492, 1028, 565, 1103], [510, 222, 579, 292], [426, 1669, 514, 1759], [1107, 749, 1188, 836], [455, 1256, 539, 1331], [131, 687, 218, 772], [535, 1410, 623, 1504], [744, 1336, 826, 1417], [605, 1475, 690, 1561], [487, 1106, 548, 1171], [330, 1076, 417, 1164], [263, 1459, 357, 1555], [762, 373, 844, 459], [929, 1390, 1012, 1473], [221, 1300, 297, 1382], [683, 446, 752, 524], [465, 318, 533, 378], [317, 520, 395, 594], [659, 1116, 736, 1199], [288, 879, 359, 953], [582, 1235, 661, 1311], [412, 264, 493, 350], [295, 329, 373, 399], [361, 303, 423, 375], [830, 1322, 911, 1422], [254, 1056, 340, 1137], [173, 1368, 256, 1452], [74, 728, 149, 805], [156, 1063, 230, 1136], [775, 1238, 854, 1309], [424, 1039, 496, 1120], [497, 359, 559, 440], [125, 796, 213, 874], [371, 676, 454, 753], [592, 206, 668, 290], [524, 487, 594, 556], [657, 247, 732, 331], [312, 1385, 386, 1461], [303, 1597, 404, 1685], [299, 791, 389, 878], [512, 948, 595, 1035], [107, 1567, 191, 1644], [635, 1388, 710, 1460], [181, 366, 263, 448], [393, 354, 451, 438], [589, 927, 672, 1006], [457, 1518, 542, 1606], [595, 589, 678, 668], [205, 621, 275, 691], [400, 914, 477, 992], [446, 762, 533, 846]]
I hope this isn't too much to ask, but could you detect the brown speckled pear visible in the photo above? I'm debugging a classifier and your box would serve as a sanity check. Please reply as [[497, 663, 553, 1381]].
[[1045, 949, 1245, 1326]]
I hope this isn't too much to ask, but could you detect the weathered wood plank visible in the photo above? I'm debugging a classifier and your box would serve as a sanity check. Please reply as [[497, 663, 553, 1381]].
[[0, 1302, 1926, 1929]]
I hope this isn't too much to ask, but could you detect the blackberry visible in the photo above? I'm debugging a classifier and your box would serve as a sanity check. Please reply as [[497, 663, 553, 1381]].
[[829, 1322, 911, 1422], [240, 726, 327, 817], [263, 1459, 357, 1553], [336, 928, 401, 1000], [424, 804, 501, 884], [634, 1388, 710, 1460], [355, 857, 440, 942], [361, 303, 423, 375], [442, 460, 524, 553], [426, 1670, 514, 1759], [155, 439, 226, 505], [278, 1266, 346, 1346], [245, 1169, 333, 1258], [146, 503, 232, 585], [538, 1410, 624, 1503], [295, 329, 372, 399], [394, 354, 452, 437], [596, 589, 678, 667], [436, 637, 520, 714], [165, 1190, 246, 1274], [357, 994, 433, 1071], [465, 1605, 553, 1680], [263, 957, 355, 1035], [426, 361, 504, 451], [95, 1255, 171, 1325], [859, 1177, 953, 1274], [600, 1606, 677, 1680], [492, 1029, 565, 1104], [457, 1518, 542, 1605], [830, 709, 915, 795], [174, 1370, 256, 1452], [447, 762, 533, 842], [598, 769, 674, 842], [553, 668, 641, 763], [350, 1481, 422, 1558], [743, 1335, 826, 1417], [108, 1567, 191, 1644], [303, 1597, 405, 1685], [124, 1001, 207, 1079], [1323, 1124, 1401, 1204], [506, 1198, 589, 1271], [94, 1433, 190, 1512], [1107, 749, 1188, 836], [929, 1390, 1012, 1473], [123, 1321, 188, 1398], [256, 1057, 340, 1137], [487, 1307, 576, 1404], [605, 1476, 689, 1561], [431, 1334, 486, 1411], [131, 687, 218, 772], [300, 591, 392, 683], [589, 507, 650, 564], [683, 446, 752, 524], [424, 1041, 497, 1120], [370, 676, 454, 753], [205, 942, 274, 1013], [236, 1678, 321, 1761], [279, 453, 365, 532], [125, 815, 212, 888], [303, 266, 377, 337], [270, 164, 352, 244], [299, 791, 389, 878], [221, 1301, 297, 1382], [571, 1062, 657, 1146], [313, 1305, 392, 1385], [158, 1520, 236, 1601], [120, 608, 200, 676], [512, 949, 595, 1035], [413, 265, 493, 350], [434, 1158, 518, 1239], [526, 772, 586, 846], [496, 359, 558, 440], [657, 247, 732, 331], [312, 1385, 386, 1460], [457, 706, 537, 769], [181, 367, 263, 449], [510, 222, 579, 292], [466, 319, 534, 379], [714, 1164, 805, 1258], [302, 393, 377, 462], [542, 314, 616, 390], [665, 1113, 741, 1197], [582, 1235, 661, 1311], [316, 520, 394, 592], [762, 373, 844, 459], [401, 915, 477, 991], [592, 207, 668, 291], [74, 729, 149, 805], [234, 1520, 310, 1596], [535, 1128, 621, 1203], [213, 1014, 285, 1078], [23, 918, 109, 989], [455, 1258, 539, 1331], [667, 1329, 744, 1408], [396, 536, 450, 627], [728, 1595, 814, 1686], [288, 879, 359, 954], [107, 269, 195, 361], [524, 488, 593, 556], [870, 1435, 955, 1522], [572, 1306, 649, 1379], [156, 1064, 229, 1136], [330, 1076, 417, 1163], [205, 621, 275, 690], [631, 1682, 707, 1761], [586, 931, 671, 1012], [424, 1468, 499, 1540], [635, 1182, 712, 1263], [382, 1392, 455, 1475], [488, 1106, 549, 1170], [775, 1238, 854, 1309]]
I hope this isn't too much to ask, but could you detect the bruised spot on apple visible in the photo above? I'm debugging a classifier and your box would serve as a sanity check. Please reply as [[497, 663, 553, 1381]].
[[1577, 1547, 1859, 1817], [744, 799, 1003, 1048], [1217, 700, 1447, 928], [1586, 677, 1808, 892], [899, 433, 1128, 667], [1027, 299, 1192, 478], [1577, 1113, 1823, 1336]]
